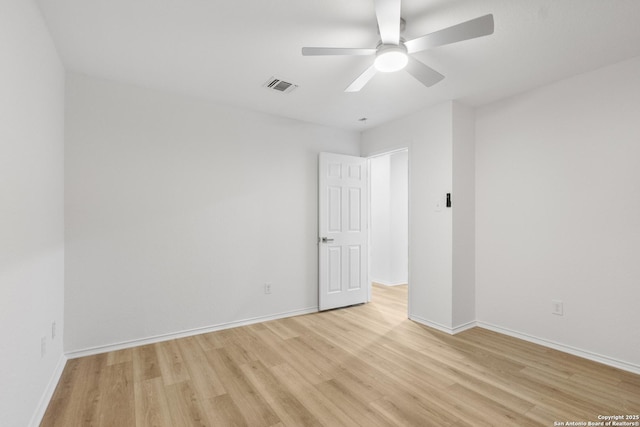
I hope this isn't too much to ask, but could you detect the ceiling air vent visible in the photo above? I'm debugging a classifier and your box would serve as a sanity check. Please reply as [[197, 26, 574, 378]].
[[263, 77, 298, 94]]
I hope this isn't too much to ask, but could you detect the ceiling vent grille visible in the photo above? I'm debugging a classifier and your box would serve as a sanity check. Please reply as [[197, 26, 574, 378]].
[[263, 77, 298, 94]]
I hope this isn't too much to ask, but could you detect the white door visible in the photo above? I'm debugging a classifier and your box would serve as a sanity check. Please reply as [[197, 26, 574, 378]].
[[318, 152, 369, 311]]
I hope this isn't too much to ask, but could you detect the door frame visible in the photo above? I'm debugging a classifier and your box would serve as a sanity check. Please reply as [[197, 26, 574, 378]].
[[366, 147, 410, 315]]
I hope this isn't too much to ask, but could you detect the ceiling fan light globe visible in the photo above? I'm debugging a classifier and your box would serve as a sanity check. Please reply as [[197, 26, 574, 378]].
[[374, 45, 408, 72]]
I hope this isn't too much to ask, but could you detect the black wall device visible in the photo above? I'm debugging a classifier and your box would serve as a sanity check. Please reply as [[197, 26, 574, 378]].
[[446, 193, 452, 208]]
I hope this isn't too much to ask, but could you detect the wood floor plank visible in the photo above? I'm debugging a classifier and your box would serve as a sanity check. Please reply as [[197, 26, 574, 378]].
[[262, 318, 300, 340], [269, 362, 357, 426], [205, 347, 281, 426], [155, 339, 191, 386], [315, 379, 395, 427], [213, 329, 257, 366], [251, 327, 332, 386], [618, 379, 640, 404], [96, 361, 135, 427], [106, 347, 133, 366], [78, 354, 108, 426], [195, 330, 226, 351], [370, 394, 457, 427], [233, 324, 287, 367], [164, 380, 211, 427], [177, 336, 226, 398], [133, 377, 173, 427], [444, 383, 540, 427], [240, 360, 322, 427], [133, 344, 162, 382], [42, 284, 640, 426], [207, 393, 249, 427]]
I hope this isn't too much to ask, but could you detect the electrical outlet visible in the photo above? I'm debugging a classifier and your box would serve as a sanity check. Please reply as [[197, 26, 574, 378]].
[[264, 283, 272, 294], [41, 336, 47, 358], [52, 321, 56, 340], [552, 300, 563, 316]]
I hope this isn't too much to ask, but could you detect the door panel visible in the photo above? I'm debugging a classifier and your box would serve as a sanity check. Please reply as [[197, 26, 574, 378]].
[[328, 186, 342, 232], [328, 247, 342, 293], [348, 188, 361, 231], [348, 246, 362, 290], [319, 152, 368, 310]]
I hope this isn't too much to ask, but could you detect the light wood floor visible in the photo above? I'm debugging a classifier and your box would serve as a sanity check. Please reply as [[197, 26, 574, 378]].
[[42, 285, 639, 426]]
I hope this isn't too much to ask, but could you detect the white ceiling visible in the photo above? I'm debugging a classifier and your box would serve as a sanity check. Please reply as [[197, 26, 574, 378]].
[[37, 0, 640, 131]]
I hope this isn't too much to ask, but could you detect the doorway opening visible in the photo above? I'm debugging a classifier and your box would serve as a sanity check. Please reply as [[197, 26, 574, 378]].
[[368, 149, 409, 311]]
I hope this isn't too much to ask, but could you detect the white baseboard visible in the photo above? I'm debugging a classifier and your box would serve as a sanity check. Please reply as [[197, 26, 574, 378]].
[[409, 315, 454, 334], [409, 315, 476, 335], [66, 306, 318, 359], [476, 321, 640, 375], [452, 320, 477, 334], [29, 354, 67, 427]]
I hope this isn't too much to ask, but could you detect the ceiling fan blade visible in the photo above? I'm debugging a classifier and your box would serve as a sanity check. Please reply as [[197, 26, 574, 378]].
[[405, 57, 444, 87], [345, 65, 377, 92], [374, 0, 401, 45], [302, 47, 376, 56], [405, 14, 494, 54]]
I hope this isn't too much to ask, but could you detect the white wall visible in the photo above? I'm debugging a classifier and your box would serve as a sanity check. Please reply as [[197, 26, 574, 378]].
[[476, 56, 640, 369], [64, 73, 360, 353], [362, 102, 454, 328], [452, 104, 476, 327], [0, 1, 66, 426], [369, 151, 408, 286], [389, 151, 409, 285], [370, 155, 392, 283]]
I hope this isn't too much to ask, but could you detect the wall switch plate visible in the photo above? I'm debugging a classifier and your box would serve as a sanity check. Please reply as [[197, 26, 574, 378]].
[[264, 283, 272, 294], [552, 300, 563, 316]]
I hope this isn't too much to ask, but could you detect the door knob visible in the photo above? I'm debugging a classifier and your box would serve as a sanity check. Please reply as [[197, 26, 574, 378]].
[[321, 237, 334, 243]]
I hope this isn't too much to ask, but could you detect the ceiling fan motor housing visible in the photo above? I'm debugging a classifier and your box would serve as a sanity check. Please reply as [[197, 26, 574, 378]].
[[374, 43, 408, 72]]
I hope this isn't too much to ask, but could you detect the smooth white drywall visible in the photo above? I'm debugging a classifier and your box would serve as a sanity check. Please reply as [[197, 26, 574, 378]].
[[476, 56, 640, 367], [362, 102, 453, 328], [452, 103, 476, 327], [389, 151, 408, 285], [369, 151, 408, 286], [370, 155, 392, 283], [0, 1, 65, 426], [64, 73, 360, 353]]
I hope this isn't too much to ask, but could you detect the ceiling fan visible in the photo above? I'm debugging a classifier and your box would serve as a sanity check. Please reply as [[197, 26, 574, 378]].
[[302, 0, 494, 92]]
